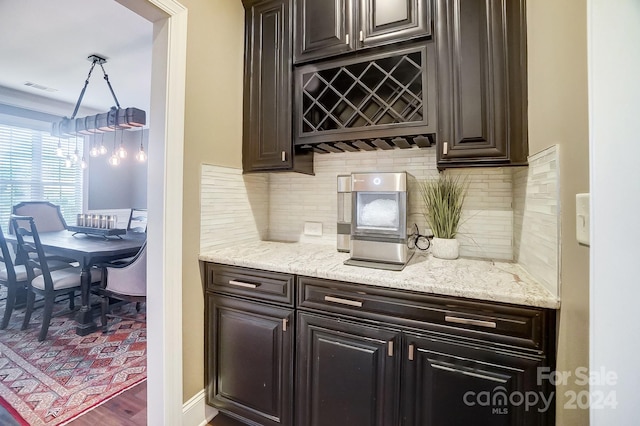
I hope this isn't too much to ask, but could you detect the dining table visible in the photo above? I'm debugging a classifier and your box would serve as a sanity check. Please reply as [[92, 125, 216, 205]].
[[5, 229, 146, 336]]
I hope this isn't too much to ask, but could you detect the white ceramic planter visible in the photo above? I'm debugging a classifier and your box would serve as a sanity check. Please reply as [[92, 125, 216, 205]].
[[431, 237, 459, 260]]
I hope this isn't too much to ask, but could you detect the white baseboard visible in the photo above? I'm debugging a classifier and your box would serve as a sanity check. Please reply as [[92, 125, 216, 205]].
[[182, 389, 218, 426]]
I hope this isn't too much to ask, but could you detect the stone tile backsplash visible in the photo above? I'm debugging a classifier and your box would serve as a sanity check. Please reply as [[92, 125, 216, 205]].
[[268, 148, 515, 259], [512, 145, 560, 297], [200, 145, 559, 298], [200, 165, 268, 252]]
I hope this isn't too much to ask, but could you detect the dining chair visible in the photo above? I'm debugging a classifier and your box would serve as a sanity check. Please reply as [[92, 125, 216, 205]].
[[12, 201, 68, 232], [0, 225, 30, 329], [127, 208, 147, 233], [99, 241, 147, 333], [10, 215, 102, 341]]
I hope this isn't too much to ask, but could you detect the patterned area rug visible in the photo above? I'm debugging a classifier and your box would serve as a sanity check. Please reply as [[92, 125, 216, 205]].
[[0, 291, 146, 425]]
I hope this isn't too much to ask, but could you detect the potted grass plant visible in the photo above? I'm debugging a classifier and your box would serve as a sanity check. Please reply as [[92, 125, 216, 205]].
[[419, 174, 468, 259]]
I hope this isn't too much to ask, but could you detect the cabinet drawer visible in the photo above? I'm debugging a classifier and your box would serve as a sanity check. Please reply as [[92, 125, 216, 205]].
[[207, 263, 295, 306], [297, 277, 550, 353]]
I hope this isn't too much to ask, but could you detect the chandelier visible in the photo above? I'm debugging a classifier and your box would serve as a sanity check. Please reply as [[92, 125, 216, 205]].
[[51, 55, 147, 166]]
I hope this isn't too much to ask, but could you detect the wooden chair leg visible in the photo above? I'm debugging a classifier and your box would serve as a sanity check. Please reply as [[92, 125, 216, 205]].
[[38, 295, 55, 341], [21, 290, 36, 330], [1, 285, 17, 329], [101, 295, 109, 333], [68, 291, 75, 311]]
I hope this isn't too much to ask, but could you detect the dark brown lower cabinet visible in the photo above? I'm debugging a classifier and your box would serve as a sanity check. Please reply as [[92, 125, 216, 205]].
[[206, 294, 294, 426], [204, 264, 555, 426], [401, 333, 549, 426], [295, 312, 402, 426]]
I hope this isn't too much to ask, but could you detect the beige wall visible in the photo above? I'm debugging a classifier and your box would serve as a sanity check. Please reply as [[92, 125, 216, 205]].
[[527, 0, 590, 424], [180, 0, 244, 401]]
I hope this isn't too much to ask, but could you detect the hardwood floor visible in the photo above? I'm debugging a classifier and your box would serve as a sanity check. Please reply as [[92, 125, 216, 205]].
[[208, 412, 247, 425], [67, 380, 147, 426], [62, 380, 238, 426]]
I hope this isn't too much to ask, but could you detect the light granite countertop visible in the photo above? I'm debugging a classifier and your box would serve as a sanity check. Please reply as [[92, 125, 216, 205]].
[[199, 241, 560, 309]]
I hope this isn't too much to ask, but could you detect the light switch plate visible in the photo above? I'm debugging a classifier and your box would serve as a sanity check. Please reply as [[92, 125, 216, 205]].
[[576, 193, 590, 246], [303, 221, 323, 236]]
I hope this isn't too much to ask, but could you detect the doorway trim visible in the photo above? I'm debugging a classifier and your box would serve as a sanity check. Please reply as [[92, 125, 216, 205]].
[[116, 0, 187, 424]]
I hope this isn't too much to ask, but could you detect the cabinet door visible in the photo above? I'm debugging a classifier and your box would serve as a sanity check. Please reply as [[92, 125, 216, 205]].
[[294, 0, 355, 64], [243, 0, 294, 172], [206, 294, 294, 426], [361, 0, 431, 48], [402, 333, 549, 426], [435, 0, 527, 167], [296, 312, 402, 426]]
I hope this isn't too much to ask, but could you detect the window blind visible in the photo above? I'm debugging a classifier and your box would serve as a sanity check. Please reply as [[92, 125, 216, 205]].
[[0, 123, 83, 231]]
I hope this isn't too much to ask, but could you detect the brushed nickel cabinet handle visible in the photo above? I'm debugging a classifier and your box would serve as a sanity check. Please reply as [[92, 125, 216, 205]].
[[228, 280, 259, 289], [432, 364, 504, 382], [443, 142, 448, 155], [359, 30, 364, 42], [388, 341, 394, 357], [282, 318, 288, 332], [445, 315, 497, 328], [431, 364, 456, 373], [281, 151, 286, 162], [346, 33, 350, 45], [408, 344, 414, 361], [324, 295, 363, 308]]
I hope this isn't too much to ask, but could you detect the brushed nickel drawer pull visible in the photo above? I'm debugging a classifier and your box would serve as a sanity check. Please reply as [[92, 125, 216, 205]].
[[282, 318, 288, 332], [228, 280, 259, 289], [408, 344, 414, 361], [431, 364, 456, 372], [432, 364, 504, 382], [388, 341, 394, 357], [445, 315, 497, 328], [324, 295, 363, 308]]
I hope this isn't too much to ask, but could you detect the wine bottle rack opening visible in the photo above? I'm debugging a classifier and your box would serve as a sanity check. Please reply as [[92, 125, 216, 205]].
[[300, 51, 424, 134]]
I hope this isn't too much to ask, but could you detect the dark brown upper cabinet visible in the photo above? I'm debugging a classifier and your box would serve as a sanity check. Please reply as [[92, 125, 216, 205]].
[[242, 0, 313, 174], [435, 0, 528, 168], [294, 0, 432, 64]]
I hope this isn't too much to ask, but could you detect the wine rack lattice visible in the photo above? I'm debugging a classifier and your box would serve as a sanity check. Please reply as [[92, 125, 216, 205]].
[[300, 51, 424, 134]]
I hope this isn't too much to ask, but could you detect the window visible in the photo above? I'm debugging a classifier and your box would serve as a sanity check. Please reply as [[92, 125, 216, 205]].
[[0, 123, 83, 231]]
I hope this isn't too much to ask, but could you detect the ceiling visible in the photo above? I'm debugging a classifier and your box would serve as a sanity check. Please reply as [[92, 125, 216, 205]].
[[0, 0, 153, 117]]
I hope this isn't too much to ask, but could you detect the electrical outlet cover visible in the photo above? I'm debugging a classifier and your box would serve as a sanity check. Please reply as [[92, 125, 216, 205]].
[[303, 222, 323, 236]]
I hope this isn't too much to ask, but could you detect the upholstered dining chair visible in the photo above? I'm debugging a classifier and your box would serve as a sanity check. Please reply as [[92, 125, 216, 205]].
[[0, 225, 30, 329], [10, 215, 102, 341], [99, 241, 147, 333], [12, 201, 68, 233], [127, 208, 147, 233]]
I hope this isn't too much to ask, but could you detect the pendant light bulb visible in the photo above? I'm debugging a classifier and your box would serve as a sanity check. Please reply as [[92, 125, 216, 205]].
[[99, 143, 108, 155], [108, 152, 120, 166], [71, 148, 79, 164], [90, 145, 99, 157], [136, 145, 147, 162], [80, 156, 88, 169], [117, 144, 127, 159], [64, 156, 72, 168]]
